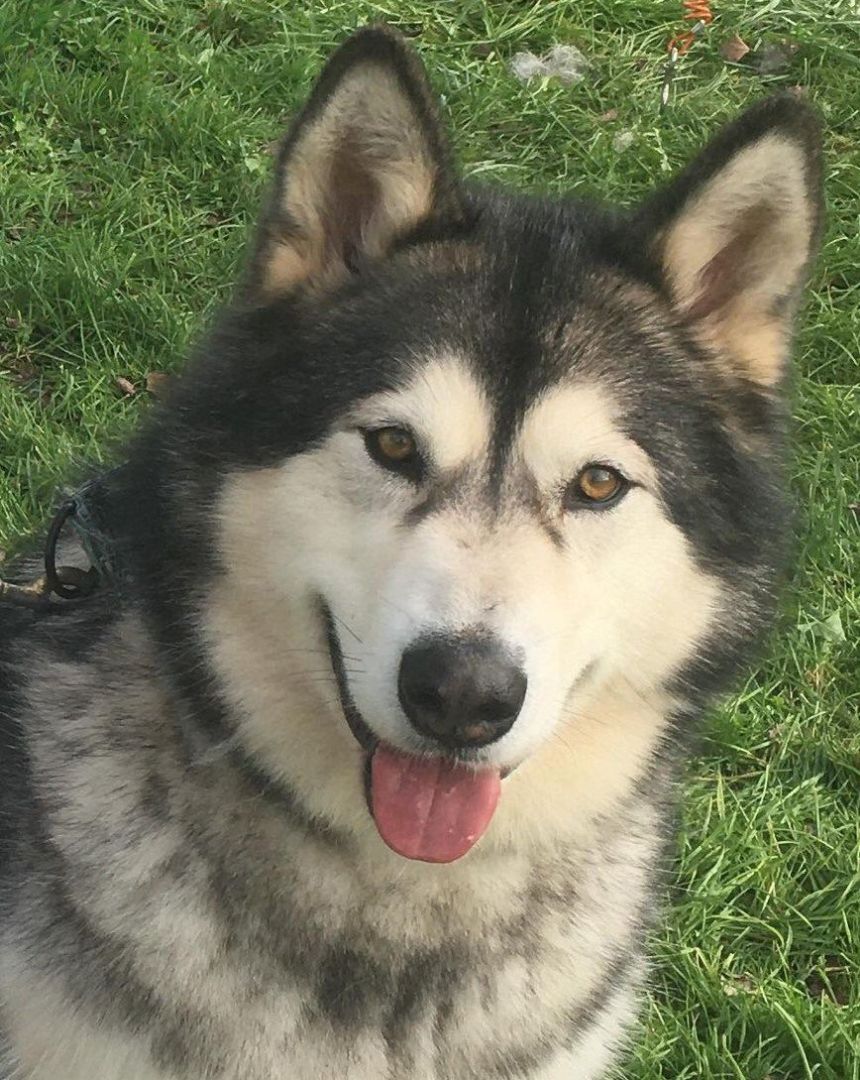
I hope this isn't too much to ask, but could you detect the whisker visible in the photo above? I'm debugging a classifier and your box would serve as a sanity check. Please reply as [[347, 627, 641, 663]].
[[332, 612, 363, 645]]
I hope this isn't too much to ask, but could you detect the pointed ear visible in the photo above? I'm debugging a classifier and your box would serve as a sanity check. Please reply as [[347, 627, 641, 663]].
[[638, 96, 824, 386], [246, 26, 466, 299]]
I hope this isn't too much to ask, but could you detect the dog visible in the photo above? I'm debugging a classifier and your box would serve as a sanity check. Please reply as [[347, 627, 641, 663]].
[[0, 25, 823, 1080]]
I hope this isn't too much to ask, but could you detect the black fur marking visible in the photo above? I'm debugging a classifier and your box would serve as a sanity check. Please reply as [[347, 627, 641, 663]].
[[322, 599, 378, 754], [404, 465, 471, 526], [228, 744, 351, 850], [31, 838, 225, 1076], [382, 949, 452, 1052], [314, 946, 385, 1029], [0, 597, 114, 892], [516, 470, 566, 548], [567, 947, 637, 1037], [139, 770, 172, 824], [0, 682, 32, 892]]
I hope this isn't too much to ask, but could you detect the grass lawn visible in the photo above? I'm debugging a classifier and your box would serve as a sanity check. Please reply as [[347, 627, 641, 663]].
[[1, 1, 858, 1076]]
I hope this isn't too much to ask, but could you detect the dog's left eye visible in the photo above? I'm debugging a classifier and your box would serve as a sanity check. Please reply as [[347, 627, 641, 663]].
[[364, 426, 423, 478], [564, 465, 628, 510]]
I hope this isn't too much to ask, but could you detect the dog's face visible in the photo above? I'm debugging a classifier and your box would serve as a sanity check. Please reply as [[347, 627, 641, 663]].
[[142, 29, 822, 863]]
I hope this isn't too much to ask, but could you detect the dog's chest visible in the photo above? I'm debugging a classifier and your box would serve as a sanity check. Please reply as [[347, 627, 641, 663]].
[[4, 929, 635, 1080], [4, 782, 654, 1080], [126, 834, 648, 1080], [159, 900, 631, 1080], [21, 804, 653, 1080]]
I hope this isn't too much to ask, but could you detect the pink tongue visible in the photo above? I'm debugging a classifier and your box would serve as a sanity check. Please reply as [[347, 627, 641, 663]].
[[370, 745, 501, 863]]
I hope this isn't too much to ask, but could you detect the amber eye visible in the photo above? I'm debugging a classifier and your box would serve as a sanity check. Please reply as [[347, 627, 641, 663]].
[[364, 426, 423, 478], [564, 465, 628, 510]]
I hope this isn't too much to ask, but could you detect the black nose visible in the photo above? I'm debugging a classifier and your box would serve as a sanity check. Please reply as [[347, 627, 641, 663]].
[[398, 636, 527, 749]]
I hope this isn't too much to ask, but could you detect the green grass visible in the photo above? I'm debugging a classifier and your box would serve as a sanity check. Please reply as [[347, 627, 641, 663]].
[[1, 2, 858, 1075]]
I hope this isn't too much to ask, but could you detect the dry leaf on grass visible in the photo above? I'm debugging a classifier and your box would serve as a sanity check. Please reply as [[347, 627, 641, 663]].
[[115, 376, 137, 397], [720, 34, 750, 63]]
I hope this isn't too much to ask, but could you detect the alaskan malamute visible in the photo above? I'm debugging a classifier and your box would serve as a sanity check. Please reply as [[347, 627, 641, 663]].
[[0, 26, 823, 1080]]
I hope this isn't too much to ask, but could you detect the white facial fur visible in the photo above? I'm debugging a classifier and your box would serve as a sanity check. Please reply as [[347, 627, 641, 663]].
[[206, 357, 721, 854]]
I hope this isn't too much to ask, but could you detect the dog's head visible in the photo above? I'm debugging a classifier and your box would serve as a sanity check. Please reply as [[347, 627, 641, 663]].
[[131, 28, 823, 863]]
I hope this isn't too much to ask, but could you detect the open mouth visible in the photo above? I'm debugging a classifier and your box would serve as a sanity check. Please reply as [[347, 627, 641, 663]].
[[321, 601, 501, 864]]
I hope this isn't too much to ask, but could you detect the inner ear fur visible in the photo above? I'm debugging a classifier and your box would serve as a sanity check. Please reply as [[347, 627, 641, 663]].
[[638, 96, 824, 386], [246, 26, 466, 299]]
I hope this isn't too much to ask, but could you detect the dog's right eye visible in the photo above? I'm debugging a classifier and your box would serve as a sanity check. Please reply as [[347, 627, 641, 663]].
[[363, 427, 424, 479]]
